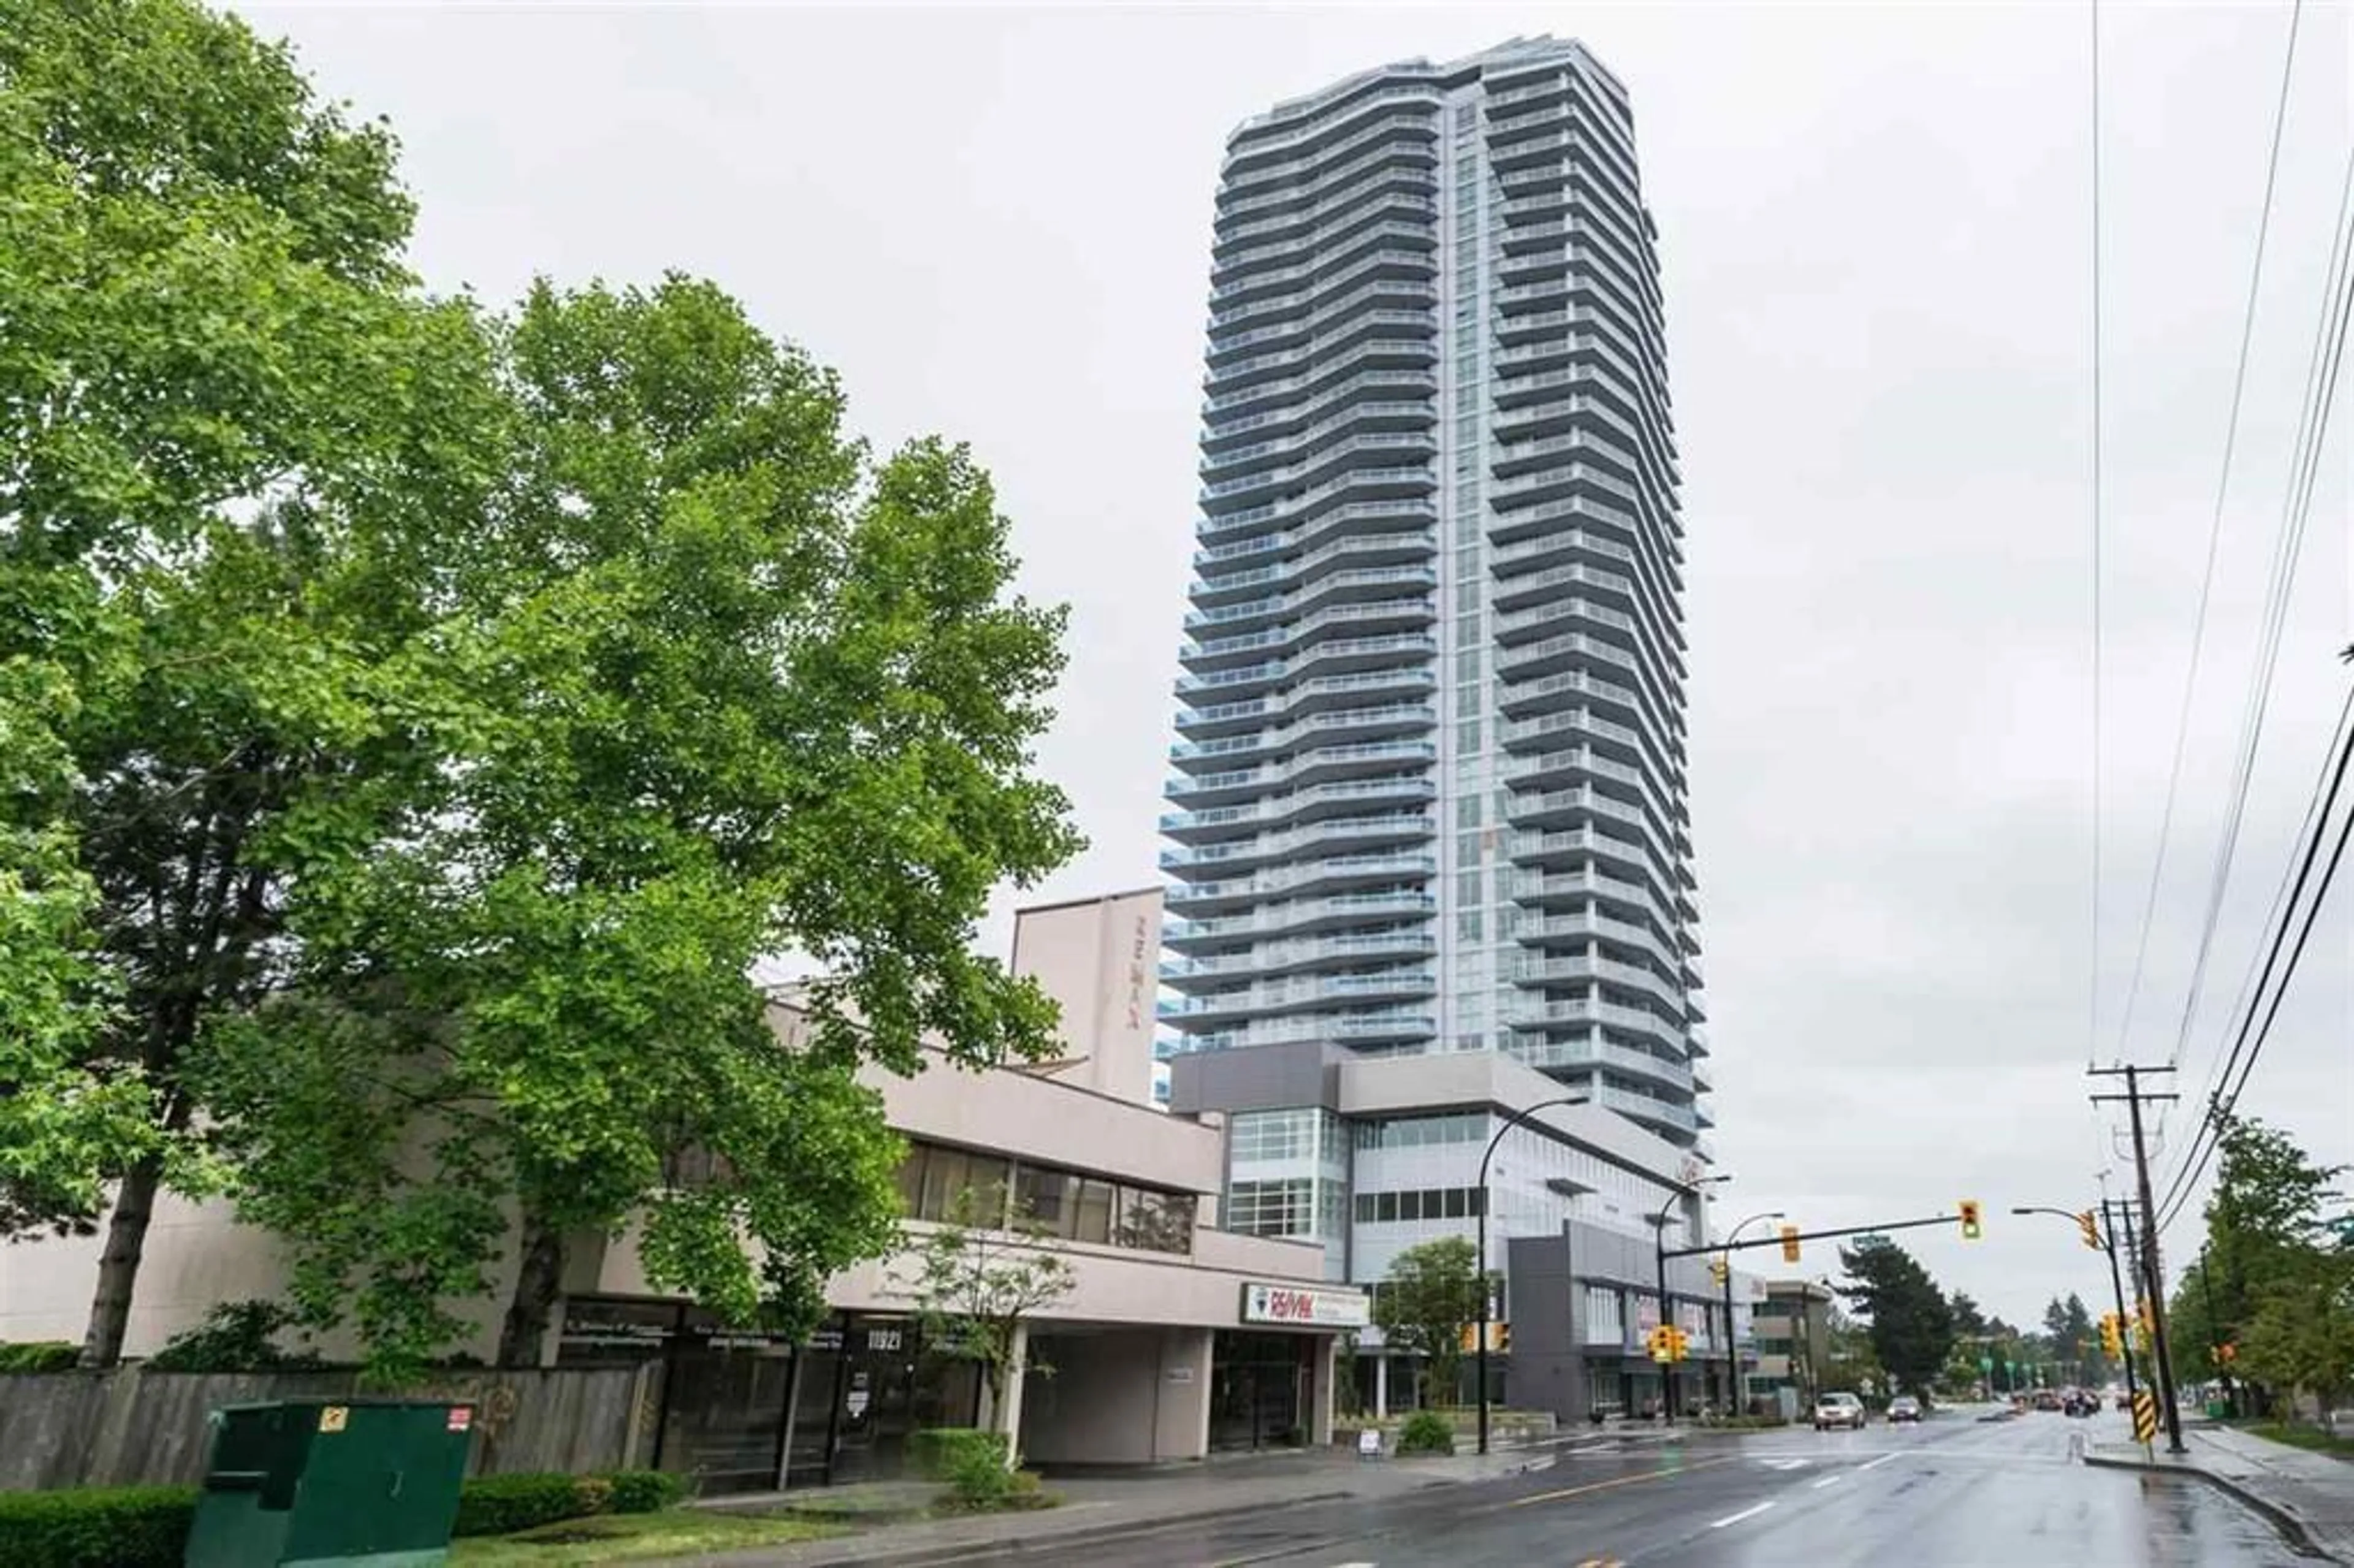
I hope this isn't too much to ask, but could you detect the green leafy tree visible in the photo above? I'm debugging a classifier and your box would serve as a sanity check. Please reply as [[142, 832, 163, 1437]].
[[2200, 1117, 2348, 1410], [0, 0, 498, 1364], [1371, 1235, 1482, 1407], [2238, 1248, 2354, 1421], [1837, 1236, 1954, 1399], [1820, 1303, 1882, 1398], [904, 1186, 1077, 1438], [0, 665, 147, 1235], [200, 276, 1081, 1377], [2042, 1293, 2099, 1383]]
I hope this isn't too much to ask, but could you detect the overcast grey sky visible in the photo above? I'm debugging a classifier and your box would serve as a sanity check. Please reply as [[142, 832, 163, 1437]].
[[248, 0, 2350, 1328]]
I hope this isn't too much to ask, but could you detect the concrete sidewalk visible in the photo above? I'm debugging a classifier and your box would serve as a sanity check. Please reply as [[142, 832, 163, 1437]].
[[2085, 1423, 2354, 1564], [672, 1431, 1669, 1567]]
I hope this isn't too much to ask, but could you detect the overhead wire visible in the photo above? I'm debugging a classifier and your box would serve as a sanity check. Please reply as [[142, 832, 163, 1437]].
[[2112, 0, 2306, 1065], [2089, 0, 2106, 1070], [2156, 149, 2354, 1224], [2158, 685, 2354, 1232]]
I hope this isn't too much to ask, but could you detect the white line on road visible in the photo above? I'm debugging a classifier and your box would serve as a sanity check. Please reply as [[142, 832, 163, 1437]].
[[1859, 1452, 1903, 1471], [1761, 1458, 1810, 1471], [1710, 1501, 1776, 1529], [1811, 1473, 1843, 1490]]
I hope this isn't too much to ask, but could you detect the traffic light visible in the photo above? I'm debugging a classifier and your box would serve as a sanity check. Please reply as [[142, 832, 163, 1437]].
[[2078, 1210, 2103, 1251], [1708, 1255, 1729, 1287], [1781, 1224, 1801, 1263], [1958, 1200, 1983, 1240], [1647, 1325, 1673, 1363], [2099, 1313, 2124, 1358], [1669, 1326, 1689, 1362]]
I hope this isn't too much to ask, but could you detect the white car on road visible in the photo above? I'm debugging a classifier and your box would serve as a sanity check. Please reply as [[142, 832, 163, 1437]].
[[1814, 1391, 1867, 1431]]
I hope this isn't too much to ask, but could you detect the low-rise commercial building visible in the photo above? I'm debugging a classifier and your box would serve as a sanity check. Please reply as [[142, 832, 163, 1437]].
[[1169, 1040, 1759, 1420], [1749, 1279, 1836, 1409], [0, 899, 1357, 1492]]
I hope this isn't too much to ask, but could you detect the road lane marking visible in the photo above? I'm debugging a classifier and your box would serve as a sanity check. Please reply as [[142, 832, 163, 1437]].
[[1507, 1456, 1736, 1509], [1811, 1473, 1842, 1489], [1762, 1458, 1809, 1471], [1710, 1501, 1775, 1528], [1859, 1451, 1902, 1471]]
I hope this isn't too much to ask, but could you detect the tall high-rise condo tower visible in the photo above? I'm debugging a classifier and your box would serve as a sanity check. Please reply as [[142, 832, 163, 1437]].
[[1159, 37, 1708, 1152]]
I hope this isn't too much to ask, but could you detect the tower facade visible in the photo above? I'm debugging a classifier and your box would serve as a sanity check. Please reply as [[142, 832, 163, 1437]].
[[1160, 37, 1708, 1150]]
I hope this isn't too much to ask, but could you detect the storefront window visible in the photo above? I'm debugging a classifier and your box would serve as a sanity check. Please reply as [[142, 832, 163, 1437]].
[[914, 1146, 1010, 1223], [899, 1138, 1195, 1256], [1072, 1178, 1116, 1245], [1117, 1189, 1197, 1254]]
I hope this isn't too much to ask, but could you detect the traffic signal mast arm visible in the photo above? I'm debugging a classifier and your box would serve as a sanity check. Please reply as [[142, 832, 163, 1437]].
[[1658, 1212, 1968, 1263]]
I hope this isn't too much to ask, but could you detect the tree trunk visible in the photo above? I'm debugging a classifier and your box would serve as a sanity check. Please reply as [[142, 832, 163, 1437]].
[[80, 1154, 164, 1368], [497, 1211, 566, 1368]]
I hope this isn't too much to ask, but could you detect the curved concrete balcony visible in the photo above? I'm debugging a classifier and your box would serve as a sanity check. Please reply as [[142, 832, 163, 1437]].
[[1502, 1030, 1694, 1095], [1185, 565, 1437, 636], [1174, 666, 1438, 739], [1158, 812, 1432, 877], [1175, 1008, 1436, 1051], [1161, 927, 1437, 986], [1164, 739, 1437, 807], [1163, 853, 1436, 920], [1181, 598, 1434, 672], [1160, 775, 1436, 843], [1159, 967, 1437, 1025]]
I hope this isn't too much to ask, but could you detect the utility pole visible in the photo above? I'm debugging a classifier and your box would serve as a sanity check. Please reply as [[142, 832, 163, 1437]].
[[2090, 1065, 2185, 1453], [2198, 1246, 2236, 1418], [2098, 1197, 2141, 1415]]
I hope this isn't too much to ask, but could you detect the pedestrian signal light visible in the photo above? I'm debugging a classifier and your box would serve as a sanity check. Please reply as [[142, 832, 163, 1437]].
[[1958, 1200, 1983, 1240], [2078, 1210, 2102, 1251], [1780, 1224, 1801, 1263]]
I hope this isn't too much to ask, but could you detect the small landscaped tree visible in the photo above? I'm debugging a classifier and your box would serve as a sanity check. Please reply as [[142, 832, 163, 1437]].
[[904, 1187, 1077, 1439], [1372, 1235, 1483, 1407]]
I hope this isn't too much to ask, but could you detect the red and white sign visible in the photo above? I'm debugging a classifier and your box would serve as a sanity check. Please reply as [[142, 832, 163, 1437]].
[[447, 1407, 473, 1433], [1241, 1282, 1371, 1329]]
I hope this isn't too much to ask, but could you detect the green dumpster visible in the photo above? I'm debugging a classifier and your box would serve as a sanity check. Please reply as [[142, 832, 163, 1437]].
[[184, 1398, 475, 1567]]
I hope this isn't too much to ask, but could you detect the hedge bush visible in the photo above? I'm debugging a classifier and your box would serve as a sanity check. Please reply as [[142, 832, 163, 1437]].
[[1396, 1409, 1456, 1456], [604, 1469, 686, 1513], [0, 1343, 79, 1374], [908, 1427, 1008, 1484], [0, 1486, 197, 1568], [449, 1474, 593, 1537], [0, 1469, 694, 1566]]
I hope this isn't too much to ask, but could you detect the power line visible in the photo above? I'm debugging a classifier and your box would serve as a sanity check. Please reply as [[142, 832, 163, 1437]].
[[2152, 139, 2354, 1234], [2157, 680, 2354, 1233], [2165, 139, 2354, 1052], [2113, 0, 2306, 1064], [2088, 0, 2106, 1069]]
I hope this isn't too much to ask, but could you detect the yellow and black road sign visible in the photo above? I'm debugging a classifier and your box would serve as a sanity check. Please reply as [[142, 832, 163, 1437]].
[[2131, 1391, 2158, 1445]]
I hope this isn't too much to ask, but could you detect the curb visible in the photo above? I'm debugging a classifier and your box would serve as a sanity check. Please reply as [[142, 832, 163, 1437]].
[[787, 1488, 1355, 1568], [2081, 1450, 2342, 1565]]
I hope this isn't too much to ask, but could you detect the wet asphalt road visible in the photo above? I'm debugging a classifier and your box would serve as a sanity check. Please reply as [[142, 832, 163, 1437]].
[[1020, 1406, 2314, 1567]]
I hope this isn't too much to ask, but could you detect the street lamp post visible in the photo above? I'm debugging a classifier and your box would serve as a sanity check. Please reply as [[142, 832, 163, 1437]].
[[1650, 1173, 1732, 1425], [1474, 1095, 1588, 1456], [1717, 1211, 1785, 1415], [2011, 1204, 2139, 1416]]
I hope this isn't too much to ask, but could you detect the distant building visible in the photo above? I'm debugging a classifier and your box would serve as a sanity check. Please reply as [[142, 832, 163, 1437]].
[[1750, 1279, 1837, 1406], [1159, 34, 1708, 1151]]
